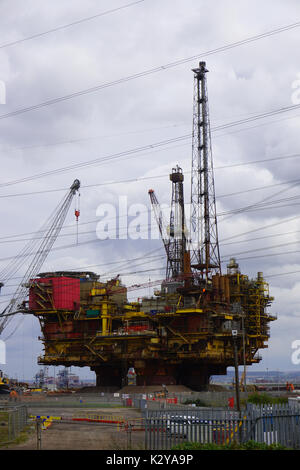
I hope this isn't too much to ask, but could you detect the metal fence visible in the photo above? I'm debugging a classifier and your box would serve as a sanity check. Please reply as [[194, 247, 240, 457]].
[[144, 403, 300, 450], [0, 405, 28, 444], [246, 403, 300, 449]]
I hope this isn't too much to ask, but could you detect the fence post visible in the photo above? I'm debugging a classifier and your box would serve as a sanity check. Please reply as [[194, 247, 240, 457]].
[[8, 411, 12, 441], [36, 418, 42, 450], [126, 423, 132, 450]]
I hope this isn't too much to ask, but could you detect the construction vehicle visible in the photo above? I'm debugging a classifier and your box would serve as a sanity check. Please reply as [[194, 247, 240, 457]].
[[23, 63, 276, 390], [0, 370, 9, 394]]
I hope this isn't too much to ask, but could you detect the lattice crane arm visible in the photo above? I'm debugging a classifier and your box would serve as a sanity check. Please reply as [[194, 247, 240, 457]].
[[0, 179, 80, 336], [148, 189, 171, 260]]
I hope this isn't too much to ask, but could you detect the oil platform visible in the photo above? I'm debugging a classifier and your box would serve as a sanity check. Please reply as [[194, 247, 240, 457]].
[[24, 62, 276, 390]]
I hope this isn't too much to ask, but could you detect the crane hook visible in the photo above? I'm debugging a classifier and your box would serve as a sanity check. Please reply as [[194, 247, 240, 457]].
[[75, 192, 80, 244]]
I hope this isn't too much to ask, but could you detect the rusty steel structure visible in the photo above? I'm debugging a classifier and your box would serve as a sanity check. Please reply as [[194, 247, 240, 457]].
[[23, 62, 276, 390]]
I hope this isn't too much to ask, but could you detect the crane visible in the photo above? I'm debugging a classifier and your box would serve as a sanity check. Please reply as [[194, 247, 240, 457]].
[[148, 188, 174, 278], [149, 166, 189, 280], [0, 179, 80, 337]]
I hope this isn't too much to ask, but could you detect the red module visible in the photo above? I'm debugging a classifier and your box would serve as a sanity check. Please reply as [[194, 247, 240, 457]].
[[29, 277, 80, 310]]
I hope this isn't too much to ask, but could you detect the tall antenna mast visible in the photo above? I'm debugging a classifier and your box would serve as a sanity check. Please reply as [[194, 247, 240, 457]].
[[190, 62, 221, 280]]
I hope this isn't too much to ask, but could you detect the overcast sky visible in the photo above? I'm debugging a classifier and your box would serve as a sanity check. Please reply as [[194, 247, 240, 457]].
[[1, 0, 300, 381]]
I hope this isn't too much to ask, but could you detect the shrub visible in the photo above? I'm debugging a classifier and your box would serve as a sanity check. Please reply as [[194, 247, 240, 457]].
[[247, 393, 288, 405], [182, 398, 208, 407]]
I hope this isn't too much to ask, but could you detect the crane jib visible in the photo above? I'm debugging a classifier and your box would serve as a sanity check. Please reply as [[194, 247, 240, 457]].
[[0, 179, 81, 337]]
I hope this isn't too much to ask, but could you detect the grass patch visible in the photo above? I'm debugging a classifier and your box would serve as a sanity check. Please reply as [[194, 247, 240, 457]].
[[0, 414, 35, 449], [172, 440, 291, 450], [6, 424, 35, 447]]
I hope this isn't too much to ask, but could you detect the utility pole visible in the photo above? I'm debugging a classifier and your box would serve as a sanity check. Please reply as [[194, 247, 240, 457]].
[[241, 313, 247, 391], [232, 330, 241, 415]]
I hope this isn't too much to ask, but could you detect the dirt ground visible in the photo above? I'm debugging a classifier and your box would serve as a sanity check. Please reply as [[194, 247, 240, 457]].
[[6, 407, 145, 450]]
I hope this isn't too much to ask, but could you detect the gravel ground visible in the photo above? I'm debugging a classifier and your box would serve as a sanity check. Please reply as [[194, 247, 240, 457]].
[[6, 406, 145, 450]]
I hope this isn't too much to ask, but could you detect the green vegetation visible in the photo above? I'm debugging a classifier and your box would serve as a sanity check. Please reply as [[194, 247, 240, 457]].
[[172, 440, 291, 450], [182, 399, 208, 407], [5, 424, 35, 447], [0, 411, 34, 448], [244, 393, 288, 406]]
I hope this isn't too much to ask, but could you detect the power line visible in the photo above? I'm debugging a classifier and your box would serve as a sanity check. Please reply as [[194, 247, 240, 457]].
[[1, 149, 300, 201], [2, 255, 166, 289], [220, 200, 300, 216], [218, 174, 300, 223], [2, 193, 300, 247], [0, 134, 191, 188], [3, 193, 300, 268], [0, 226, 159, 265], [221, 229, 300, 246], [5, 107, 299, 155], [218, 192, 300, 217], [214, 152, 300, 170], [2, 99, 300, 190], [2, 221, 300, 252], [222, 248, 300, 262], [214, 111, 300, 141], [266, 269, 300, 279], [0, 193, 294, 246], [1, 171, 300, 245], [222, 239, 300, 259], [4, 193, 300, 257], [0, 246, 165, 285], [217, 178, 300, 199], [220, 214, 300, 242], [0, 1, 146, 50], [7, 123, 186, 152], [0, 20, 299, 121]]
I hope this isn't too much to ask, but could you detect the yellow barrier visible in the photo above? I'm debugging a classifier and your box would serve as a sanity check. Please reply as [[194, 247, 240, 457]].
[[30, 415, 62, 430], [30, 414, 145, 432]]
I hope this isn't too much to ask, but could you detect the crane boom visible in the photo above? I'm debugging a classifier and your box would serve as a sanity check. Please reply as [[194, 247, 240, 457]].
[[0, 179, 80, 335], [148, 189, 173, 277], [149, 166, 187, 279]]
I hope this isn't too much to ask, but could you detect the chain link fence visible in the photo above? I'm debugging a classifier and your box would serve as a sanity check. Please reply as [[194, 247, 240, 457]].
[[0, 405, 28, 444]]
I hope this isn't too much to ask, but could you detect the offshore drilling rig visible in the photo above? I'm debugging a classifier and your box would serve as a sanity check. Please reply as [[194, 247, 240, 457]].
[[23, 62, 276, 390]]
